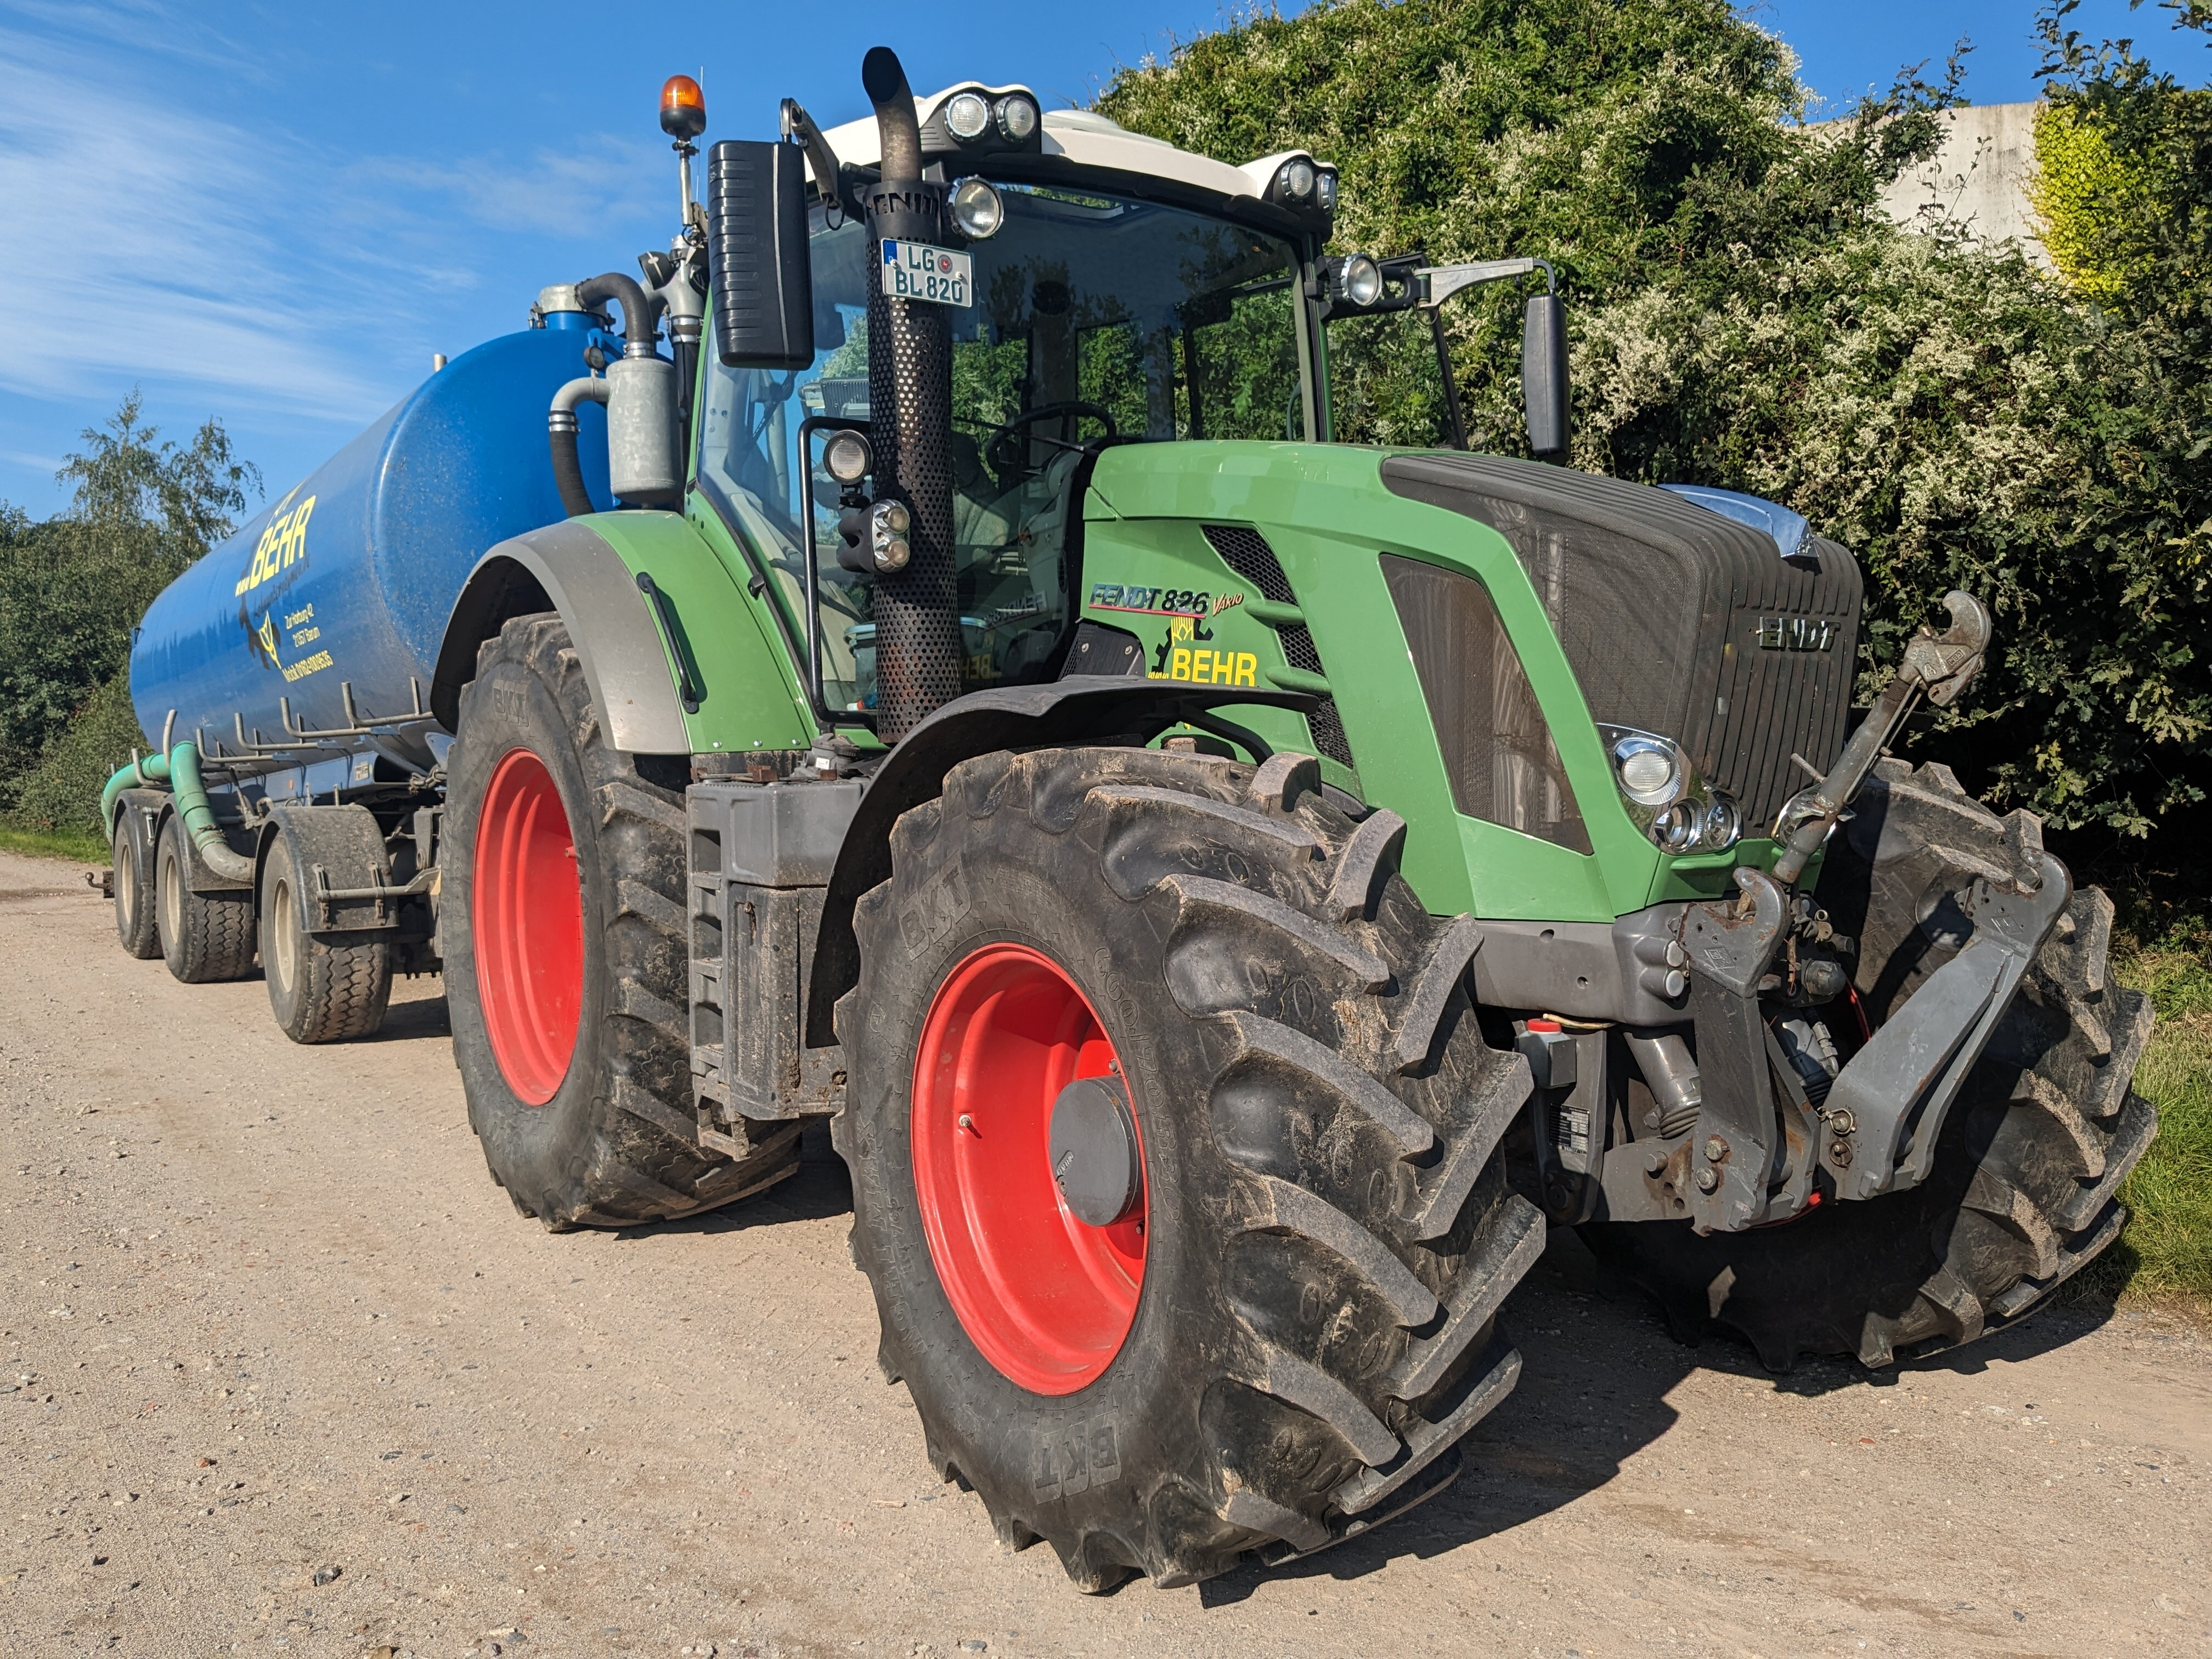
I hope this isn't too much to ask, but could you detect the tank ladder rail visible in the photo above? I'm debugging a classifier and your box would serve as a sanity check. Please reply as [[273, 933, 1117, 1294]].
[[279, 678, 433, 743]]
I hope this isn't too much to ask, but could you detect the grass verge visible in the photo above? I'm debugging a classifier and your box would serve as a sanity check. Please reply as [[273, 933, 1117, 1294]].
[[2071, 936, 2212, 1318], [0, 823, 108, 864]]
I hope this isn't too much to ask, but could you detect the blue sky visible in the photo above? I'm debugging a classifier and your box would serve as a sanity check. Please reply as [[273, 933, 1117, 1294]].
[[3, 0, 2207, 519]]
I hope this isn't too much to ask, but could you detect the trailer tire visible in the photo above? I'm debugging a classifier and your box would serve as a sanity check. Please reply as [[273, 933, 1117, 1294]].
[[155, 811, 256, 984], [260, 828, 392, 1043], [838, 746, 1542, 1589], [111, 797, 161, 960], [444, 613, 799, 1229], [1583, 884, 2154, 1370]]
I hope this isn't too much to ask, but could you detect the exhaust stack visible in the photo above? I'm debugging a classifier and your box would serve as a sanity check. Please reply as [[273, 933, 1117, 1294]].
[[860, 46, 964, 740]]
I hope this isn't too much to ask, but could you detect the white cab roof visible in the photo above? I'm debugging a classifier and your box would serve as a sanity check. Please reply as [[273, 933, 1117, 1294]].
[[817, 88, 1283, 207]]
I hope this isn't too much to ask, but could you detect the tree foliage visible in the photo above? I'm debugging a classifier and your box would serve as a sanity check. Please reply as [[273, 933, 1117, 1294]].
[[0, 392, 257, 817], [1100, 0, 2212, 895]]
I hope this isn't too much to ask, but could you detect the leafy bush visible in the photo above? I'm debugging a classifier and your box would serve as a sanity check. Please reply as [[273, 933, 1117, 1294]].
[[0, 392, 257, 817]]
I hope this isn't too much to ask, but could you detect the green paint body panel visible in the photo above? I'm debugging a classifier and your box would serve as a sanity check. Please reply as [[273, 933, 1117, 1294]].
[[585, 433, 1797, 926], [572, 510, 815, 757], [1081, 441, 1777, 923]]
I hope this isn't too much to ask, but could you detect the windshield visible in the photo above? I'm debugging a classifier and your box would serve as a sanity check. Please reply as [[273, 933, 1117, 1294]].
[[698, 184, 1307, 716]]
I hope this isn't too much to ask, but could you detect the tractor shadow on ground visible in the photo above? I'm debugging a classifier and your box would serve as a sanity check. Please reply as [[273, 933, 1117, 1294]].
[[364, 988, 452, 1044], [1197, 1228, 2125, 1605], [628, 1118, 857, 1237]]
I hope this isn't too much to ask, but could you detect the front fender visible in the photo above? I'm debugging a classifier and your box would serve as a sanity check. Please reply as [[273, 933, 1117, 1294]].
[[802, 674, 1317, 1047]]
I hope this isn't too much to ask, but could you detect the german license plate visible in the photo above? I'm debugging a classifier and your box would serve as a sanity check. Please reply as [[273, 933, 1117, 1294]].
[[882, 239, 972, 307]]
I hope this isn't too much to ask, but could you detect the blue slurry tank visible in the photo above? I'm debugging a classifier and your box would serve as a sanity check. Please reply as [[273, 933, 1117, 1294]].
[[129, 321, 610, 763]]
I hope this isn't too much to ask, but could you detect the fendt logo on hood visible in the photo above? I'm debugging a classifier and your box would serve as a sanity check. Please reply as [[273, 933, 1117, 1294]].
[[1754, 616, 1835, 652]]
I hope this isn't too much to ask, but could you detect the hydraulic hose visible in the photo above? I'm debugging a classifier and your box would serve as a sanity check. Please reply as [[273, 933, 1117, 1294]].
[[548, 376, 611, 518], [575, 273, 663, 357], [98, 742, 252, 882]]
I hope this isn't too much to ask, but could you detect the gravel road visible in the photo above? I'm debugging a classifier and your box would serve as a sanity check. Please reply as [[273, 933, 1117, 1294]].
[[2, 849, 2205, 1657]]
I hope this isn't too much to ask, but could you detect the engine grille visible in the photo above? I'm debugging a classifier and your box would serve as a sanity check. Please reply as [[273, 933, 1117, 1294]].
[[1381, 455, 1863, 831], [1200, 524, 1356, 771]]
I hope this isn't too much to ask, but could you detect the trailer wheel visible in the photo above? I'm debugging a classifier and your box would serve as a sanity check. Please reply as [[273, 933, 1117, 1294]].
[[444, 613, 798, 1229], [838, 746, 1543, 1589], [155, 812, 256, 984], [111, 798, 161, 960], [260, 827, 392, 1043]]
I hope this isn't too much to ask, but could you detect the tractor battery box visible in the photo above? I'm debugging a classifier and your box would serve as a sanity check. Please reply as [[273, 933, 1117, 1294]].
[[686, 778, 862, 1124]]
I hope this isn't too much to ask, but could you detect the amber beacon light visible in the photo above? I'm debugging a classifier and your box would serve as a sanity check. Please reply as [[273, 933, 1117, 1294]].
[[661, 75, 707, 141]]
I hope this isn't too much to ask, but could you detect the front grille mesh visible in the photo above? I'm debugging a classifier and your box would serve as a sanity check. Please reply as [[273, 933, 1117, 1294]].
[[1200, 525, 1354, 770]]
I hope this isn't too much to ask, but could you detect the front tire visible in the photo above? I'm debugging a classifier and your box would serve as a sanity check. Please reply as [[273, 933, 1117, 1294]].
[[839, 746, 1543, 1589], [443, 614, 799, 1229]]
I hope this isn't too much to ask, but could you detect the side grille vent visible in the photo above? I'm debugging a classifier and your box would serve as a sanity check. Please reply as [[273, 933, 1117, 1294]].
[[1200, 524, 1355, 771]]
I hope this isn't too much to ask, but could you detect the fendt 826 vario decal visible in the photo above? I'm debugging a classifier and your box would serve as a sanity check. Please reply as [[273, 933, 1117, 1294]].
[[100, 52, 2153, 1589]]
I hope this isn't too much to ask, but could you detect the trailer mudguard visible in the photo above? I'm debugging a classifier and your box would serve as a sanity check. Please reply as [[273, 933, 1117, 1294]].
[[802, 674, 1317, 1047]]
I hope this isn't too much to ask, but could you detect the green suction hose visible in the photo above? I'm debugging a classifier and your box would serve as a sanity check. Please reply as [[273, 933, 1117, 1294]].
[[100, 742, 255, 883]]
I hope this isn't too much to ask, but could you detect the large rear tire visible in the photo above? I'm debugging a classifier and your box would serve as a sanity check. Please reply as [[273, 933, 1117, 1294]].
[[444, 614, 799, 1229], [838, 746, 1543, 1589], [155, 811, 256, 984]]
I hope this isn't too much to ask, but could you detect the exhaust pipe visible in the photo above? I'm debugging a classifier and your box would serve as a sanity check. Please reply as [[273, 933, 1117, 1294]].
[[860, 46, 963, 740]]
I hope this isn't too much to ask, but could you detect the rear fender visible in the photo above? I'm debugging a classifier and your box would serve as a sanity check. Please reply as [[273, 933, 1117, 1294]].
[[433, 514, 814, 759], [802, 675, 1318, 1047]]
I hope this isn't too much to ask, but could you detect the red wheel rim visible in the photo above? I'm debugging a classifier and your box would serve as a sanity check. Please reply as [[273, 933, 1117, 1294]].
[[472, 748, 584, 1105], [912, 944, 1148, 1395]]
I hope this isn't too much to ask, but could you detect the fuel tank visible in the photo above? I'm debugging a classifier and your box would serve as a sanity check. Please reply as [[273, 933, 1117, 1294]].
[[129, 323, 611, 764]]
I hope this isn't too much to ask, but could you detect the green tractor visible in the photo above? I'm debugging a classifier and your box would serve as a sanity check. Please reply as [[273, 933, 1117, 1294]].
[[108, 49, 2154, 1590]]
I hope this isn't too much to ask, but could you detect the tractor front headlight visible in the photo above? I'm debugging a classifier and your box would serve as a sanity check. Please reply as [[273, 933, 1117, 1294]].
[[1597, 724, 1739, 854], [1604, 729, 1683, 808]]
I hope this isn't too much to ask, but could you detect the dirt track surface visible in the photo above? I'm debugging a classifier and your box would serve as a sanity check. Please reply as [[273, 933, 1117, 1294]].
[[2, 849, 2207, 1657]]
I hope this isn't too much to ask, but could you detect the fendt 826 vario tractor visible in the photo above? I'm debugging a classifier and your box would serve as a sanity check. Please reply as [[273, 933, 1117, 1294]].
[[101, 50, 2154, 1588]]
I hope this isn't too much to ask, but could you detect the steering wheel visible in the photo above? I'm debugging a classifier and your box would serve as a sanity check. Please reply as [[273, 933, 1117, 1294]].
[[983, 400, 1118, 484]]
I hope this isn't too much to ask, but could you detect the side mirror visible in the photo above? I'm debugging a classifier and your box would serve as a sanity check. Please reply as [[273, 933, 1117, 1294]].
[[1521, 292, 1569, 458], [707, 139, 815, 369]]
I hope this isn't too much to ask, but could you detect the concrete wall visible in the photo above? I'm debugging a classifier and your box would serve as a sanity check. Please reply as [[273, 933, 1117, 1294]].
[[1867, 102, 2049, 264]]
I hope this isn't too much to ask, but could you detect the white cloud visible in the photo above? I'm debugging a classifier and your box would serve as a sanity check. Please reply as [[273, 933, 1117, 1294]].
[[0, 12, 668, 435]]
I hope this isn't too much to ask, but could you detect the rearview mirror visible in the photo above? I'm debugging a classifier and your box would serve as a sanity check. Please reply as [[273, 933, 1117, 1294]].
[[1521, 292, 1569, 458], [707, 139, 815, 369]]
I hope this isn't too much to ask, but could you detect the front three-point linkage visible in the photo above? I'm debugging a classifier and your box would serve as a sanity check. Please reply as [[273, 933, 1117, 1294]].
[[1673, 591, 2056, 1232]]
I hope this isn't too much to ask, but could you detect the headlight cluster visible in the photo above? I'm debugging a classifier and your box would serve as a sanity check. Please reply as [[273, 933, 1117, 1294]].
[[942, 90, 1038, 147], [1596, 725, 1741, 854], [1269, 155, 1339, 212]]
